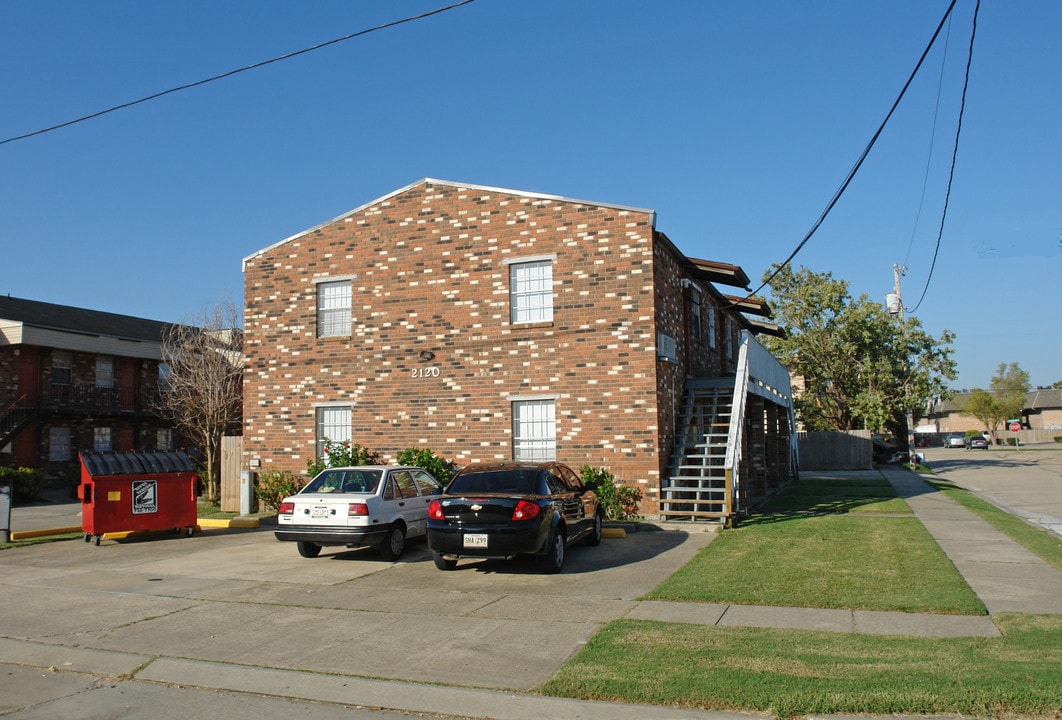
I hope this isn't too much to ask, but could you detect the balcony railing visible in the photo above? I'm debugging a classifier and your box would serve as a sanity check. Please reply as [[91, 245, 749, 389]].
[[36, 384, 160, 415]]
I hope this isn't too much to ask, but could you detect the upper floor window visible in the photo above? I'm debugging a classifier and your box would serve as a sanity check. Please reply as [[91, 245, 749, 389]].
[[508, 259, 553, 324], [157, 428, 173, 451], [690, 289, 703, 340], [512, 398, 556, 461], [96, 356, 114, 388], [725, 317, 734, 359], [708, 304, 717, 349], [317, 280, 352, 337], [52, 351, 72, 385]]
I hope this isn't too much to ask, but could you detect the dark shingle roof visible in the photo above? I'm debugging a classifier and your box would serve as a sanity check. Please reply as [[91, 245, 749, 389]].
[[0, 295, 171, 343]]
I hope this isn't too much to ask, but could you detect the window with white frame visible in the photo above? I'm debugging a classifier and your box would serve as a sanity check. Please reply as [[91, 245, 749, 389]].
[[509, 259, 553, 324], [708, 303, 717, 349], [96, 356, 114, 388], [157, 428, 173, 451], [725, 316, 734, 359], [315, 406, 352, 458], [52, 351, 72, 385], [690, 290, 703, 340], [93, 427, 112, 453], [512, 399, 556, 461], [49, 427, 71, 461], [317, 280, 352, 337]]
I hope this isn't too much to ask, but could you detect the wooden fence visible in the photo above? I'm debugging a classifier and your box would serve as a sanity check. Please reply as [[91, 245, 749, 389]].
[[797, 430, 872, 471]]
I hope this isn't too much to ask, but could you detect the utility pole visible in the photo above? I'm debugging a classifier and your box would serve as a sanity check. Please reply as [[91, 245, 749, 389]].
[[891, 263, 917, 466]]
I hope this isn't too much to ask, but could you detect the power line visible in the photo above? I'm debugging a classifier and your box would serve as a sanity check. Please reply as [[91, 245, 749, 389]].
[[905, 0, 980, 314], [748, 0, 960, 301], [0, 0, 476, 147]]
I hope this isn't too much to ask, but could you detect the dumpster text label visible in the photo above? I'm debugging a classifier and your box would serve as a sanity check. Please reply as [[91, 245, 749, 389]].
[[132, 480, 158, 514]]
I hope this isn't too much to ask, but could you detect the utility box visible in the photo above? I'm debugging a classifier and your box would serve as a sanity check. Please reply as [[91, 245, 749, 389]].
[[78, 451, 199, 545]]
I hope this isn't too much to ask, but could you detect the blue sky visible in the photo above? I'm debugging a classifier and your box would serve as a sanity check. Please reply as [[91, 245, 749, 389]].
[[2, 1, 1058, 389]]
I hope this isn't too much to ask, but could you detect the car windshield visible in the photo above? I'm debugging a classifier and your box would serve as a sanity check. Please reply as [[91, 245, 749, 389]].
[[303, 469, 382, 494], [448, 469, 538, 495]]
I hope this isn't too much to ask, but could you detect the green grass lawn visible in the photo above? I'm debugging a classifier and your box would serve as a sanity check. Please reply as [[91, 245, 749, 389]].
[[541, 614, 1062, 719], [646, 473, 984, 614], [541, 470, 1062, 718]]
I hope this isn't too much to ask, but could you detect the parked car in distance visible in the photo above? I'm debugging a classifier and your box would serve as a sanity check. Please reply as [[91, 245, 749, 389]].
[[275, 466, 442, 560], [968, 436, 990, 449], [945, 432, 967, 448], [426, 461, 602, 573]]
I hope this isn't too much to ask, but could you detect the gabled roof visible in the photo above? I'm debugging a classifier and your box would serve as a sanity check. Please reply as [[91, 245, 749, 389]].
[[243, 178, 658, 269], [0, 295, 170, 343]]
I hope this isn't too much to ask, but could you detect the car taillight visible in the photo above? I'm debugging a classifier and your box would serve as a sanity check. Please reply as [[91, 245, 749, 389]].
[[428, 500, 445, 520], [512, 500, 540, 521], [348, 503, 369, 516], [279, 501, 294, 515]]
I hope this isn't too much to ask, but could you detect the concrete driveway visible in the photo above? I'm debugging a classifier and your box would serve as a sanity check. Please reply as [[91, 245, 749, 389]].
[[0, 521, 715, 691]]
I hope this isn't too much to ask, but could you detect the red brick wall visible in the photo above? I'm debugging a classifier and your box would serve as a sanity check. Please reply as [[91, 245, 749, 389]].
[[244, 181, 672, 509]]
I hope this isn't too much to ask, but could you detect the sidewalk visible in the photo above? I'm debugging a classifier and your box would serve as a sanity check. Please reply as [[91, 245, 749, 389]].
[[3, 466, 1061, 719]]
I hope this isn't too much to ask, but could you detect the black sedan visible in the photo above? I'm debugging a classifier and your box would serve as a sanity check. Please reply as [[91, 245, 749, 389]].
[[426, 461, 602, 573]]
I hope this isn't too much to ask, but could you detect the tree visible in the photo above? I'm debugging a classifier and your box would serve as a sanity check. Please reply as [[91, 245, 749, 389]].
[[761, 264, 957, 442], [158, 300, 243, 503], [964, 362, 1030, 442]]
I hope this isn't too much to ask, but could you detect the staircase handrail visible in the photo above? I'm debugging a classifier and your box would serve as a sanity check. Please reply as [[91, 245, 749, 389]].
[[724, 335, 751, 514]]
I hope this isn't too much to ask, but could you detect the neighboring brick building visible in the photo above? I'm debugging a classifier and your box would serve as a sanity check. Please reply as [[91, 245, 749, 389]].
[[0, 296, 179, 493], [242, 179, 795, 518]]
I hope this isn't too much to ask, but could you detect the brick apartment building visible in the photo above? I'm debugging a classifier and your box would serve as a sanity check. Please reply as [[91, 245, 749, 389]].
[[242, 179, 796, 519], [0, 296, 179, 492]]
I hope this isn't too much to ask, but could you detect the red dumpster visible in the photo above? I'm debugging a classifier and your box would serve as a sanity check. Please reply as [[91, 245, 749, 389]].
[[78, 451, 199, 545]]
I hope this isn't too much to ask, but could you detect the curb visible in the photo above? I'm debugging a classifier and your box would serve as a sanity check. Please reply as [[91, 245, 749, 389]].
[[7, 516, 261, 541]]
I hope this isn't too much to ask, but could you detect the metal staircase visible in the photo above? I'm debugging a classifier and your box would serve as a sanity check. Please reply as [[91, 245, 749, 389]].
[[0, 396, 34, 448], [661, 379, 735, 520]]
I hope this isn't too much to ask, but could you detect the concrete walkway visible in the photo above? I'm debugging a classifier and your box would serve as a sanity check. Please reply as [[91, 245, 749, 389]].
[[881, 465, 1062, 614], [3, 466, 1061, 719]]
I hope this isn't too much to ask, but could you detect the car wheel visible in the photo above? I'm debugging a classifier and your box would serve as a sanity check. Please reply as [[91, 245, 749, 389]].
[[433, 551, 457, 571], [379, 523, 406, 561], [297, 541, 322, 558], [584, 510, 603, 547], [540, 528, 565, 574]]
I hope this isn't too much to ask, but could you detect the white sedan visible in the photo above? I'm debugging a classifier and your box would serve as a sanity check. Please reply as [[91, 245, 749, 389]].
[[275, 466, 442, 560]]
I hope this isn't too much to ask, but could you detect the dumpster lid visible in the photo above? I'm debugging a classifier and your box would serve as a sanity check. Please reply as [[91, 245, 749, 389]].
[[80, 450, 197, 476]]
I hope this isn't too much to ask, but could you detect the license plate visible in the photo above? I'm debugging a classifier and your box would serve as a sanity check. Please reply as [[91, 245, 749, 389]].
[[463, 533, 488, 548], [311, 506, 329, 518]]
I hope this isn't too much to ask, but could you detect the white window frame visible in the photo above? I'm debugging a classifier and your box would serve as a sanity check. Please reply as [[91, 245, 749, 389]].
[[96, 356, 114, 388], [52, 351, 72, 385], [93, 427, 112, 453], [157, 428, 173, 452], [708, 303, 717, 349], [315, 405, 352, 459], [511, 398, 556, 461], [49, 426, 71, 462], [507, 257, 554, 324], [316, 279, 352, 338]]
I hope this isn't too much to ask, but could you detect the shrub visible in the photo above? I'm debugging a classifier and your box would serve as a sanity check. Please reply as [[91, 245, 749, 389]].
[[580, 465, 642, 521], [0, 466, 41, 504], [1054, 436, 1062, 444], [255, 469, 305, 511], [306, 439, 380, 477], [396, 447, 454, 486]]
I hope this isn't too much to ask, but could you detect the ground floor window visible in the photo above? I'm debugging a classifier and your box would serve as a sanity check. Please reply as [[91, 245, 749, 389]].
[[315, 405, 352, 459], [93, 427, 112, 453], [49, 426, 71, 461], [512, 399, 556, 461], [157, 428, 173, 451]]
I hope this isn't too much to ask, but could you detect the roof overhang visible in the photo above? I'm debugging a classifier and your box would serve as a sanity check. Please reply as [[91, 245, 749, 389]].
[[687, 258, 751, 289], [723, 294, 773, 317]]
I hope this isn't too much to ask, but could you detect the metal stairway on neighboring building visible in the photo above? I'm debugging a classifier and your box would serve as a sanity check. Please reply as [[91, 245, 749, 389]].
[[661, 379, 735, 520]]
